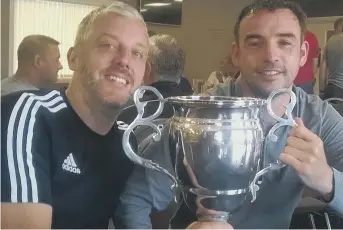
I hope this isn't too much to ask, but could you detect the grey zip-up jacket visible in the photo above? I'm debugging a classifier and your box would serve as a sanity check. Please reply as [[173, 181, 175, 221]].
[[114, 82, 343, 229]]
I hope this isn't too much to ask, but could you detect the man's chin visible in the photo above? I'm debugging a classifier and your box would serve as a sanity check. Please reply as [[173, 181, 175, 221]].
[[250, 82, 292, 98], [103, 95, 130, 109]]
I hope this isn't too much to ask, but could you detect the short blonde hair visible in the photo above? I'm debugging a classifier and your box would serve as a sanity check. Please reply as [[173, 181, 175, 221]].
[[75, 1, 146, 47]]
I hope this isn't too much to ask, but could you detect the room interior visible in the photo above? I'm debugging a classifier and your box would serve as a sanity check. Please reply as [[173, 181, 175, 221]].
[[2, 0, 342, 94], [1, 0, 342, 228]]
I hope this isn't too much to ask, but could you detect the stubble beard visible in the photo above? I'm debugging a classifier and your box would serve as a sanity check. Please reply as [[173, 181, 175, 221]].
[[80, 62, 124, 112], [246, 73, 292, 99]]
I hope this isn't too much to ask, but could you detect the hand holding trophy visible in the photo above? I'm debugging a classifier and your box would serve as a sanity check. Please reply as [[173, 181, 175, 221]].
[[122, 86, 296, 226]]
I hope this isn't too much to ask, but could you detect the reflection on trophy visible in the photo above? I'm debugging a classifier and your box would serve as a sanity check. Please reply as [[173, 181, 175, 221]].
[[122, 86, 296, 223]]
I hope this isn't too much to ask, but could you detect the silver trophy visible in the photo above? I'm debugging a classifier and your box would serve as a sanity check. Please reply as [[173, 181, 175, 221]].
[[122, 86, 296, 222]]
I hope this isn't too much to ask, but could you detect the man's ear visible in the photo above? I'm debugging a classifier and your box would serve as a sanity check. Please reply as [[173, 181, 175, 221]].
[[33, 54, 43, 68], [300, 40, 309, 67], [231, 42, 239, 67], [145, 61, 151, 77], [67, 47, 77, 71], [143, 61, 154, 85]]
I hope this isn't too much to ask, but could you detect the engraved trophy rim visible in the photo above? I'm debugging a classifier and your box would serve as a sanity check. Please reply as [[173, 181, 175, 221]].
[[166, 96, 266, 108]]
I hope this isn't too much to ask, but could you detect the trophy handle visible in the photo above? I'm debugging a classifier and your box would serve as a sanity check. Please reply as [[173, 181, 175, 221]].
[[122, 86, 179, 195], [266, 88, 297, 142], [249, 88, 297, 202]]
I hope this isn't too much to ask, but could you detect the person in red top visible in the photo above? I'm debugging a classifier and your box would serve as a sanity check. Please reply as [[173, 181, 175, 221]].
[[294, 30, 320, 94]]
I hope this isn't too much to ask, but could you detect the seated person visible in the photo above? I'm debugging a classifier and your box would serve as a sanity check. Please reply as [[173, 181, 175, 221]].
[[1, 35, 63, 96], [203, 54, 239, 91]]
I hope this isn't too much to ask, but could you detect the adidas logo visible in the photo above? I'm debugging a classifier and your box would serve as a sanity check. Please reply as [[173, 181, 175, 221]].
[[62, 153, 81, 174]]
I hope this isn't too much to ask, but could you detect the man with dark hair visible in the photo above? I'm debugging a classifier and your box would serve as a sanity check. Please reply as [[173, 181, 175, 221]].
[[115, 0, 343, 229], [320, 17, 343, 99], [1, 35, 63, 96]]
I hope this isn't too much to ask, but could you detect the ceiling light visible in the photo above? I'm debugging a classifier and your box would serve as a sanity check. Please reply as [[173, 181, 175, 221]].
[[144, 3, 171, 7], [140, 8, 147, 12], [174, 0, 182, 2]]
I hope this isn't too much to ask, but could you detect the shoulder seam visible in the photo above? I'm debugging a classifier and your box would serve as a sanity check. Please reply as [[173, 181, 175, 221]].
[[5, 90, 67, 203]]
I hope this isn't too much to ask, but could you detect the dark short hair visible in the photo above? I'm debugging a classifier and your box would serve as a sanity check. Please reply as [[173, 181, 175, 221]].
[[334, 17, 343, 31], [233, 0, 307, 45], [17, 34, 59, 65]]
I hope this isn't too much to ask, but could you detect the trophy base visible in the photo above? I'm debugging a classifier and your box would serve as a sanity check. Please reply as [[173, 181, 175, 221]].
[[197, 212, 230, 222]]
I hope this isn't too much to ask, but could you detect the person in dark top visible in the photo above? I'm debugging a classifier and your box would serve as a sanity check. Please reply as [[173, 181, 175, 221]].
[[1, 2, 149, 228], [179, 75, 194, 95]]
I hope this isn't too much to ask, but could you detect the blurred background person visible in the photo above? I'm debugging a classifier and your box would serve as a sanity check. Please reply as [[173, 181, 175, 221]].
[[203, 54, 239, 91], [1, 35, 63, 96], [320, 17, 343, 99], [294, 30, 319, 94]]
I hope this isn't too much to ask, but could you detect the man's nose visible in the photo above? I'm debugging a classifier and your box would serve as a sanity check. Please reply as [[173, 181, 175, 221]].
[[58, 62, 63, 70], [263, 42, 280, 63], [114, 48, 130, 69]]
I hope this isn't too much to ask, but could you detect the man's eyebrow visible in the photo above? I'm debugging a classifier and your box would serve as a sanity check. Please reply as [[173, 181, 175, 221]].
[[96, 33, 148, 50], [275, 32, 296, 39], [96, 33, 117, 41], [244, 33, 296, 42]]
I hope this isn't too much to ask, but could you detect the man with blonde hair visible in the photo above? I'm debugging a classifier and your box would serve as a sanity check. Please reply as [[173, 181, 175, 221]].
[[1, 2, 149, 229], [1, 35, 63, 96]]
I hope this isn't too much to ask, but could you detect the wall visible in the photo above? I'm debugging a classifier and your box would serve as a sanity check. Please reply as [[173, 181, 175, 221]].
[[147, 0, 255, 81], [1, 0, 13, 79]]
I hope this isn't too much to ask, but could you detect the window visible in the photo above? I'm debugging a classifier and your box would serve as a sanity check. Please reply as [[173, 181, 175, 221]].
[[12, 0, 97, 78]]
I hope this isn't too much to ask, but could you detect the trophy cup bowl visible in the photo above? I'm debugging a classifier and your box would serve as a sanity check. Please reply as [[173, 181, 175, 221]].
[[122, 86, 296, 222]]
